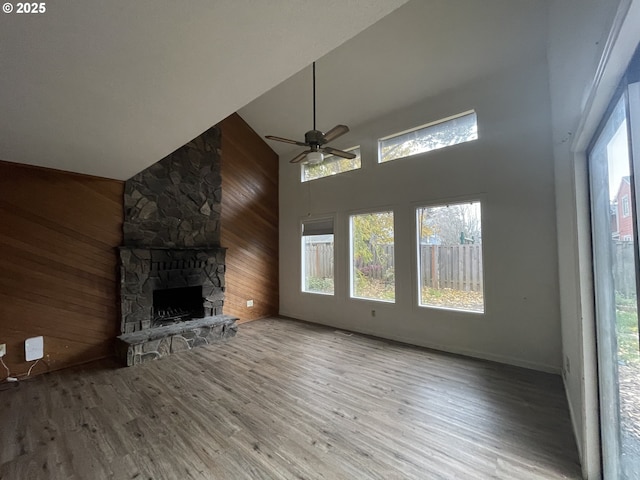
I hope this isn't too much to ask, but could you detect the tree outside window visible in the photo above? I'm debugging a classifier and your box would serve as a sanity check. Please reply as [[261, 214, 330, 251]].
[[350, 211, 395, 302], [379, 111, 477, 163]]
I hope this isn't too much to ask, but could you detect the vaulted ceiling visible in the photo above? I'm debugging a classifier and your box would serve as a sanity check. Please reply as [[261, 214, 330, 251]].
[[240, 0, 549, 162], [0, 0, 409, 180]]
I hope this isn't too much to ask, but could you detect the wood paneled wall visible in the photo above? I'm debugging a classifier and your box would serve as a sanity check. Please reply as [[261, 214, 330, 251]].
[[220, 113, 279, 322], [0, 160, 123, 378], [0, 113, 276, 379]]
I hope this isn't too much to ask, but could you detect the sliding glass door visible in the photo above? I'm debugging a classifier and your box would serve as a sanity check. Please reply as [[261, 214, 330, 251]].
[[589, 58, 640, 479]]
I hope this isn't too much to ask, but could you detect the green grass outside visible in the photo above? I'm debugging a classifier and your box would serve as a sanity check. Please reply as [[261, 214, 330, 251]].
[[616, 292, 639, 364], [617, 306, 640, 365]]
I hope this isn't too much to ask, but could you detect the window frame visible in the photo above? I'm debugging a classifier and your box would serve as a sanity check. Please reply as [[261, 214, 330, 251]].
[[377, 110, 478, 164], [413, 198, 486, 314], [623, 194, 630, 217], [301, 216, 335, 296], [348, 208, 396, 303]]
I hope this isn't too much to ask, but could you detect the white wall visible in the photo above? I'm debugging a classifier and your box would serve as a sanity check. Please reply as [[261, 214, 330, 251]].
[[279, 52, 562, 373], [547, 0, 636, 477]]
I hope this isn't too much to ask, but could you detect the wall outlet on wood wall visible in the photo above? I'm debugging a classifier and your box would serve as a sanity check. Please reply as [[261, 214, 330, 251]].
[[246, 300, 254, 308], [0, 343, 5, 357]]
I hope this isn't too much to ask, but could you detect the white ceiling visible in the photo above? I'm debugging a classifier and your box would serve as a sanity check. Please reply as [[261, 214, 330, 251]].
[[0, 0, 410, 180], [240, 0, 549, 161]]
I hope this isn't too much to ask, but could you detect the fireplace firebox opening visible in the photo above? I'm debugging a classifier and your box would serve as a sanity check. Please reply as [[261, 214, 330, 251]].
[[152, 286, 204, 327]]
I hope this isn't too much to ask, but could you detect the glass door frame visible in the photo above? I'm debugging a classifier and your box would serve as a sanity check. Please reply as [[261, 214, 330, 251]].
[[588, 48, 640, 479]]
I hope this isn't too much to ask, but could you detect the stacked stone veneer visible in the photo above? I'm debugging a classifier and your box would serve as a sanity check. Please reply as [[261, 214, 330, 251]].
[[116, 315, 237, 366], [117, 125, 238, 366], [119, 247, 226, 333], [123, 126, 222, 248]]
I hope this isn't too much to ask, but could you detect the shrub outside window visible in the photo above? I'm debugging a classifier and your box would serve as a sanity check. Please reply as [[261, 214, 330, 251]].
[[350, 211, 395, 302], [379, 111, 478, 163], [302, 147, 361, 182], [302, 218, 334, 295], [416, 201, 484, 312]]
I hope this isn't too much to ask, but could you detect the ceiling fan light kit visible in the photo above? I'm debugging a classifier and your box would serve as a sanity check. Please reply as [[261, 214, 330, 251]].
[[265, 62, 356, 165], [305, 151, 324, 165]]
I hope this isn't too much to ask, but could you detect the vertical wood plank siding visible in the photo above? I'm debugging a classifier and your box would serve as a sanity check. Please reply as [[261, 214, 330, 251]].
[[220, 113, 279, 322]]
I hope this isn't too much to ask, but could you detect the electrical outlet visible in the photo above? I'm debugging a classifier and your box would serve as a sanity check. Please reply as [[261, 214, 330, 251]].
[[246, 299, 254, 308], [371, 310, 376, 317], [0, 343, 6, 357]]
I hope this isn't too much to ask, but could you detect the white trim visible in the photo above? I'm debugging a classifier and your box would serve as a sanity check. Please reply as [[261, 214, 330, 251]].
[[414, 199, 486, 314], [573, 153, 602, 480], [348, 208, 396, 303], [572, 0, 639, 153], [564, 376, 584, 466], [377, 110, 478, 164], [378, 109, 476, 142], [300, 213, 336, 296], [622, 194, 630, 217], [568, 2, 640, 476], [277, 312, 561, 374]]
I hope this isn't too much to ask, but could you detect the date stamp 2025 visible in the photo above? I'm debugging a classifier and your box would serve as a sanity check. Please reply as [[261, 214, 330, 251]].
[[3, 2, 46, 14]]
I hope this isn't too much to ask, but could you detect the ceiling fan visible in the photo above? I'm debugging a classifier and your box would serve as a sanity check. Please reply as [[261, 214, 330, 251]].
[[265, 62, 356, 165]]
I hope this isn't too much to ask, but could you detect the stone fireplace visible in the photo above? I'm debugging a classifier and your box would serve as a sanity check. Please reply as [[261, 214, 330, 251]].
[[119, 247, 226, 333], [116, 126, 238, 366]]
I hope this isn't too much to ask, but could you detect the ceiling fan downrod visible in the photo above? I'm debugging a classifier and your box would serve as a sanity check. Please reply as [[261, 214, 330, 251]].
[[312, 61, 317, 132], [263, 61, 356, 164]]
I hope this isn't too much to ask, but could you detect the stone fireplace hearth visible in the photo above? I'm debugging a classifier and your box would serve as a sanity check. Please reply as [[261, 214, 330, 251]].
[[116, 246, 237, 366], [115, 125, 238, 366]]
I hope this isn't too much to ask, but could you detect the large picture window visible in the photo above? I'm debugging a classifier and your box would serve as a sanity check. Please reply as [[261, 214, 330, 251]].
[[416, 201, 484, 312], [350, 211, 395, 302], [301, 218, 334, 295]]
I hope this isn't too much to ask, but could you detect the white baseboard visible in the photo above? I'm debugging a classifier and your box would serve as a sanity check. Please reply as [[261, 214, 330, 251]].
[[278, 310, 562, 375], [563, 376, 585, 475]]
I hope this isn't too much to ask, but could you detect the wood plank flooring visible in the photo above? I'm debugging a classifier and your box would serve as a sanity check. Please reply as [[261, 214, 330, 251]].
[[0, 317, 581, 479]]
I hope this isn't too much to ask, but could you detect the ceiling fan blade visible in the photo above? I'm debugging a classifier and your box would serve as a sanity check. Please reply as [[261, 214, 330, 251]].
[[321, 146, 356, 160], [290, 150, 311, 164], [265, 135, 308, 147], [322, 125, 349, 143]]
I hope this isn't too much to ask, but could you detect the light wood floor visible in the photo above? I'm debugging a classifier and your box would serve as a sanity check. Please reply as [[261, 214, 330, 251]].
[[0, 317, 581, 479]]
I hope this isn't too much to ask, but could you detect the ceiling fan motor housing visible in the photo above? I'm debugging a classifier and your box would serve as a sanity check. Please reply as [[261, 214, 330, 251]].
[[305, 130, 327, 146]]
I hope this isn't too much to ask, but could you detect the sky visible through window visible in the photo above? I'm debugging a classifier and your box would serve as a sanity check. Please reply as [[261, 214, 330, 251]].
[[379, 111, 477, 163]]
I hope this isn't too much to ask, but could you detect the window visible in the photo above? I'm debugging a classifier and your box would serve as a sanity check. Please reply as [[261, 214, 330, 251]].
[[623, 195, 630, 217], [378, 111, 478, 163], [302, 147, 361, 182], [350, 211, 395, 302], [416, 201, 484, 312], [301, 218, 334, 295]]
